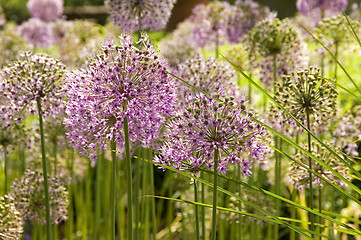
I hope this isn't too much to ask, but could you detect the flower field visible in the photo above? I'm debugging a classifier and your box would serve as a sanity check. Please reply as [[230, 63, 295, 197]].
[[1, 0, 361, 239]]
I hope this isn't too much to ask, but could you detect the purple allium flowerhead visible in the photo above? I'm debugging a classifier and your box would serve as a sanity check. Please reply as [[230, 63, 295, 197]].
[[154, 92, 271, 175], [0, 196, 23, 240], [0, 52, 66, 129], [10, 169, 69, 224], [64, 34, 176, 165], [105, 0, 177, 33], [190, 1, 233, 48], [270, 67, 337, 136], [297, 0, 347, 22], [173, 54, 238, 109], [333, 106, 361, 157], [27, 0, 64, 21], [159, 19, 198, 69], [226, 0, 276, 44], [18, 18, 56, 49], [248, 18, 308, 87], [289, 141, 351, 190]]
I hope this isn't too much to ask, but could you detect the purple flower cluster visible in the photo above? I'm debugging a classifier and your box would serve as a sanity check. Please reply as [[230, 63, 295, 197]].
[[333, 106, 361, 157], [0, 52, 66, 129], [27, 0, 64, 21], [173, 54, 238, 107], [249, 18, 307, 86], [105, 0, 177, 33], [18, 18, 57, 49], [64, 34, 176, 164], [159, 20, 198, 69], [297, 0, 347, 19], [226, 0, 275, 43], [190, 2, 232, 48], [270, 68, 337, 136], [10, 169, 69, 224], [155, 92, 270, 175], [290, 141, 350, 190]]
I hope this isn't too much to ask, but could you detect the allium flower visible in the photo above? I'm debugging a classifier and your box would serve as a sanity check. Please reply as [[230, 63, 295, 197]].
[[249, 18, 307, 86], [105, 0, 177, 33], [333, 106, 361, 157], [226, 0, 275, 43], [64, 34, 176, 164], [190, 1, 233, 48], [173, 54, 238, 108], [18, 18, 56, 48], [297, 0, 347, 22], [10, 169, 69, 224], [27, 0, 64, 21], [290, 141, 351, 190], [0, 25, 29, 66], [0, 196, 23, 240], [159, 19, 198, 69], [155, 92, 270, 175], [0, 52, 66, 129], [270, 68, 337, 136]]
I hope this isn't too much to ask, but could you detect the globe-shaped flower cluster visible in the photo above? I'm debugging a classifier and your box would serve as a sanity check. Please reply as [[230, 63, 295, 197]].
[[64, 34, 176, 163], [270, 67, 337, 136], [105, 0, 177, 33], [10, 169, 69, 224], [155, 92, 270, 175], [27, 0, 64, 21], [289, 141, 351, 190], [0, 52, 66, 129]]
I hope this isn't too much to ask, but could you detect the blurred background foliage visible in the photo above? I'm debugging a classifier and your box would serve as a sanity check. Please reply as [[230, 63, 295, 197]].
[[1, 0, 361, 29]]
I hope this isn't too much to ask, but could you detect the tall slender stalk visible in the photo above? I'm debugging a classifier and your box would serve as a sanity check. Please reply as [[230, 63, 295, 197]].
[[318, 186, 323, 240], [149, 149, 157, 240], [306, 108, 315, 238], [110, 141, 117, 240], [194, 179, 200, 240], [134, 148, 140, 240], [36, 97, 52, 240], [66, 149, 74, 240], [3, 145, 8, 196], [215, 32, 219, 59], [238, 167, 243, 240], [334, 42, 339, 80], [211, 149, 219, 240], [53, 139, 57, 176], [124, 116, 133, 240], [94, 152, 103, 240]]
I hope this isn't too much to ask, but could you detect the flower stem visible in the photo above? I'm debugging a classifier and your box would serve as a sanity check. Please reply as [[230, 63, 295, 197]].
[[201, 171, 206, 239], [334, 42, 338, 80], [148, 148, 157, 240], [318, 186, 322, 240], [3, 145, 8, 196], [94, 152, 103, 240], [238, 166, 243, 240], [306, 107, 315, 238], [110, 141, 117, 240], [66, 149, 74, 240], [36, 97, 52, 240], [211, 148, 219, 240], [124, 116, 133, 240], [194, 179, 200, 240]]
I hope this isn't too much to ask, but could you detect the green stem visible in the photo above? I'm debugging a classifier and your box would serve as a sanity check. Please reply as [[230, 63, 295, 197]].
[[149, 149, 157, 240], [194, 179, 200, 240], [3, 145, 8, 196], [211, 149, 219, 240], [94, 152, 103, 240], [334, 42, 338, 80], [124, 117, 133, 240], [275, 137, 282, 240], [110, 141, 117, 240], [319, 186, 322, 240], [215, 32, 219, 59], [36, 97, 52, 240], [134, 148, 140, 240], [66, 149, 74, 240], [290, 188, 297, 240], [248, 74, 252, 104], [238, 167, 242, 240], [306, 107, 315, 238], [201, 171, 206, 240], [53, 139, 57, 177]]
